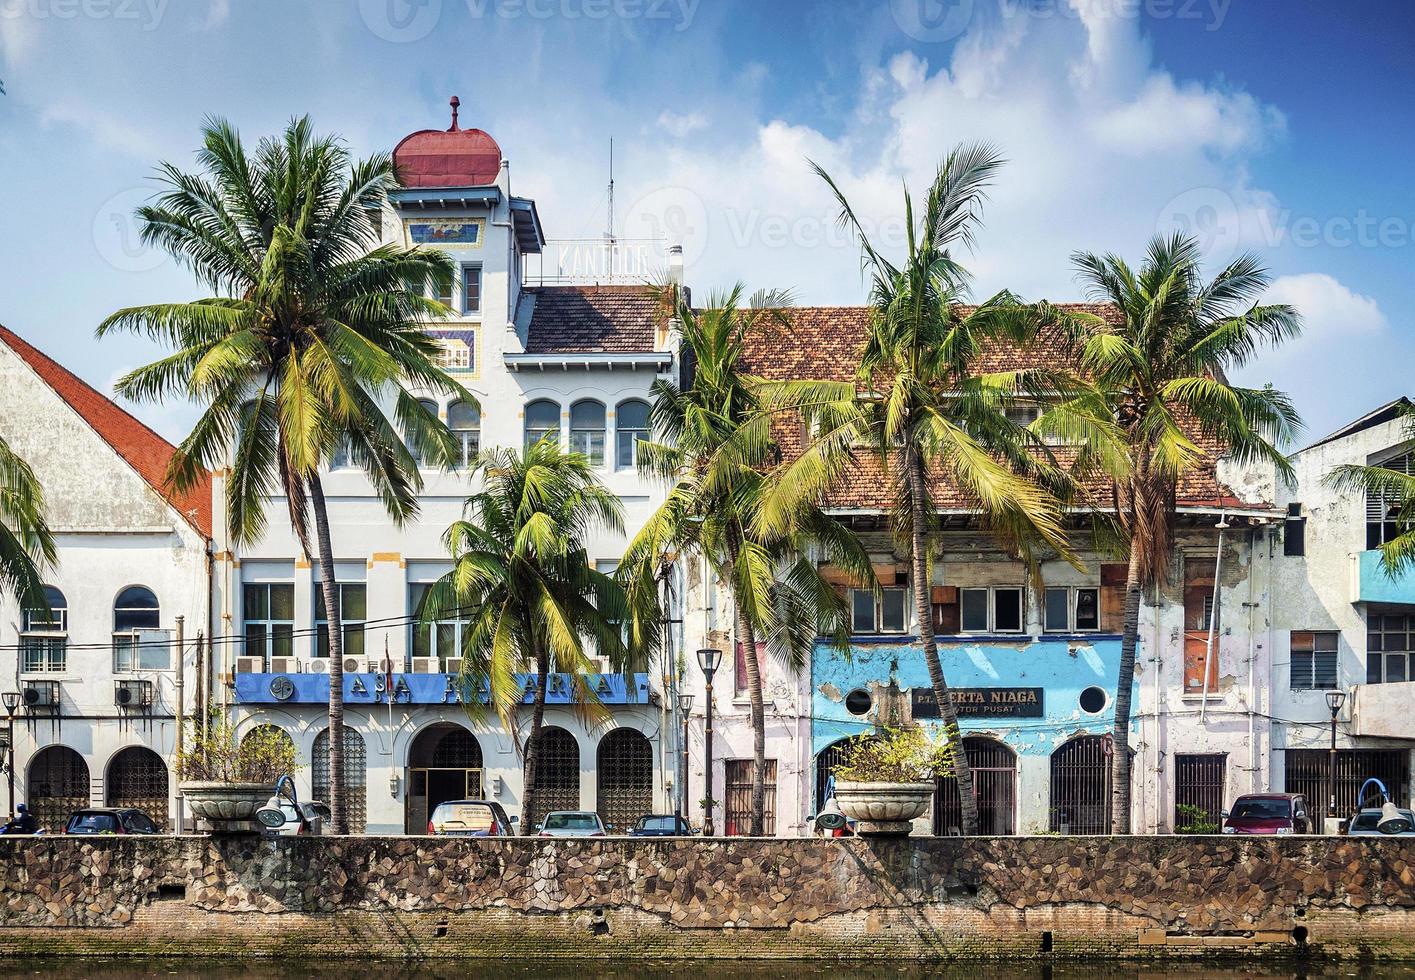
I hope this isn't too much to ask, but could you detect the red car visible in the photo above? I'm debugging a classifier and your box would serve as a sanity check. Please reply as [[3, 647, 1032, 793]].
[[1221, 793, 1312, 835]]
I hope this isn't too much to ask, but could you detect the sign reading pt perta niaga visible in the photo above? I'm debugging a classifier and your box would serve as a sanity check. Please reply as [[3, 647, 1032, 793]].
[[911, 687, 1044, 719]]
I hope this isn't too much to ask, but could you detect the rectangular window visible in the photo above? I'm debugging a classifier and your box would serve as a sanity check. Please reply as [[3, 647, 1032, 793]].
[[1044, 588, 1070, 632], [20, 637, 65, 673], [1368, 611, 1412, 685], [724, 759, 776, 836], [243, 583, 294, 668], [879, 588, 907, 633], [1074, 588, 1100, 631], [850, 589, 875, 633], [409, 584, 469, 668], [1174, 754, 1227, 831], [1182, 560, 1220, 694], [961, 587, 1025, 633], [461, 264, 482, 315], [1284, 502, 1306, 557], [1290, 630, 1339, 691], [1367, 452, 1414, 549], [993, 587, 1023, 632], [315, 583, 367, 660], [960, 588, 990, 632], [433, 271, 454, 310], [848, 587, 908, 634], [733, 641, 767, 696]]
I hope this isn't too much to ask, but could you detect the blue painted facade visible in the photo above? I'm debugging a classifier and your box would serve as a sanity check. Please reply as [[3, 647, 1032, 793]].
[[234, 670, 650, 706], [812, 635, 1133, 759], [1356, 550, 1415, 605]]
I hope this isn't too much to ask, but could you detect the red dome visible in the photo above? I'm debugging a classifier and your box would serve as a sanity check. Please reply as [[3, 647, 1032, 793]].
[[393, 96, 502, 189]]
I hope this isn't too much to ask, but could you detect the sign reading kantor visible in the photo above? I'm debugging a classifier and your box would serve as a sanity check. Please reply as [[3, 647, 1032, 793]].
[[911, 687, 1045, 719]]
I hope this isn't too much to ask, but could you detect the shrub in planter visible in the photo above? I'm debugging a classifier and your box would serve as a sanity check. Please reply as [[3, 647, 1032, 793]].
[[177, 718, 299, 825], [831, 727, 953, 836]]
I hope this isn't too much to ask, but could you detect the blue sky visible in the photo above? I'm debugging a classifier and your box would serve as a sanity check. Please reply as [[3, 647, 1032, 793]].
[[0, 0, 1410, 442]]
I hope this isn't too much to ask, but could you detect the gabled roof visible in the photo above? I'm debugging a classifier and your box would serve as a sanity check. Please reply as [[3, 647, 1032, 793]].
[[1298, 397, 1414, 454], [522, 285, 661, 354], [0, 325, 212, 537]]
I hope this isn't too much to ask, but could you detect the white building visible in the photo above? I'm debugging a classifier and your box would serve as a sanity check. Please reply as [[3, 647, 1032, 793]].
[[0, 325, 211, 832]]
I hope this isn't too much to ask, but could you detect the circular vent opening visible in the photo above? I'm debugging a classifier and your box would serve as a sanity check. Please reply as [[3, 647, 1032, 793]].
[[844, 689, 873, 716], [1079, 686, 1108, 714]]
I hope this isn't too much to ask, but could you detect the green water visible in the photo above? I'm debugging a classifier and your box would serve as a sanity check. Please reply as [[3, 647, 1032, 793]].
[[2, 963, 1414, 980]]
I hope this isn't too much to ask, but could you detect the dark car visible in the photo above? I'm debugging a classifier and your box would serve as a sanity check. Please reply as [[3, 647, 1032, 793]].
[[64, 808, 162, 835], [1346, 807, 1415, 837], [1221, 793, 1311, 835], [428, 799, 515, 837], [628, 814, 695, 837]]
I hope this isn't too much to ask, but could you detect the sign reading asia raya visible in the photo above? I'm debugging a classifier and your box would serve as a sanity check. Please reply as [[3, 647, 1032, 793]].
[[911, 687, 1044, 719], [235, 671, 649, 706]]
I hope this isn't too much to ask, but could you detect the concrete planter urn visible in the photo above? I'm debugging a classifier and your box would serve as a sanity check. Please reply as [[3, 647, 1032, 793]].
[[179, 781, 270, 826], [834, 781, 933, 836]]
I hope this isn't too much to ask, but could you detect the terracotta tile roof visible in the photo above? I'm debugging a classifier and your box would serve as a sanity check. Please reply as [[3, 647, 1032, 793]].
[[740, 304, 1261, 513], [523, 285, 661, 354], [0, 325, 212, 537]]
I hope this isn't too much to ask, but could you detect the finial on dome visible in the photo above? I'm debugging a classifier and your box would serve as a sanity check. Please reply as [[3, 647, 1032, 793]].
[[448, 95, 461, 132]]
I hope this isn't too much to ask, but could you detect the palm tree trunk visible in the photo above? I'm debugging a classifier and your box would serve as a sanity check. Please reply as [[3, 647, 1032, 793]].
[[909, 451, 977, 835], [520, 646, 550, 835], [1110, 543, 1142, 835], [736, 603, 767, 837], [308, 475, 347, 835]]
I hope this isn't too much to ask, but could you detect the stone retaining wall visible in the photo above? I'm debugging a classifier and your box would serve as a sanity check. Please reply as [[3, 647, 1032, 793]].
[[3, 836, 1415, 961]]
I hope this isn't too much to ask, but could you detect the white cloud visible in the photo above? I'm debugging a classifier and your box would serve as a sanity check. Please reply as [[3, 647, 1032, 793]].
[[201, 0, 231, 30], [657, 110, 708, 138], [1264, 273, 1388, 345]]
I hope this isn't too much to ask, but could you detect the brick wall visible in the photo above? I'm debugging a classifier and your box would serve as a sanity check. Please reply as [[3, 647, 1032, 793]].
[[3, 836, 1415, 961]]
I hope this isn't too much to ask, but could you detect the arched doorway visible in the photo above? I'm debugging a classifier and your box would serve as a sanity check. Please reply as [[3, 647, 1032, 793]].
[[933, 737, 1017, 836], [526, 726, 579, 827], [406, 723, 484, 833], [814, 735, 883, 812], [596, 729, 652, 833], [313, 726, 367, 833], [1049, 734, 1111, 834], [106, 747, 169, 830], [27, 746, 88, 831]]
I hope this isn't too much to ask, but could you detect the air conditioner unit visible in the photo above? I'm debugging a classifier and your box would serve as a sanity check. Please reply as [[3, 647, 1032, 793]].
[[342, 656, 363, 674], [373, 658, 394, 675], [235, 656, 265, 674], [306, 659, 329, 674], [444, 657, 463, 675], [115, 679, 154, 708], [22, 682, 58, 708], [411, 657, 441, 674], [269, 657, 301, 674]]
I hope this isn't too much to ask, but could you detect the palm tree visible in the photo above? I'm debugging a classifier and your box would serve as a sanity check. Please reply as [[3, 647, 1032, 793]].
[[622, 284, 872, 836], [1328, 404, 1415, 575], [98, 117, 469, 834], [1067, 233, 1302, 833], [422, 439, 647, 833], [778, 145, 1084, 835], [0, 434, 56, 615]]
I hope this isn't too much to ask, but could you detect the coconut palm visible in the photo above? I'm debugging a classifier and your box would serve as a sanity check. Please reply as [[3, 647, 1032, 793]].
[[1328, 405, 1415, 575], [98, 116, 469, 834], [1067, 233, 1301, 832], [0, 434, 56, 614], [621, 284, 872, 836], [421, 439, 647, 833], [767, 144, 1091, 835]]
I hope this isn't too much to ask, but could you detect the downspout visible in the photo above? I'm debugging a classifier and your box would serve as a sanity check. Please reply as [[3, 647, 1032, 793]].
[[1245, 526, 1259, 793], [1201, 514, 1229, 723]]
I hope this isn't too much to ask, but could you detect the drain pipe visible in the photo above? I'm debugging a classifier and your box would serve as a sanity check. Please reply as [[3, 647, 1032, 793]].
[[1245, 525, 1259, 791], [1201, 514, 1229, 723]]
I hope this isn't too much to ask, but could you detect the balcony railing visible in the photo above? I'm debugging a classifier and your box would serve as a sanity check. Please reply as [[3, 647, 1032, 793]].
[[523, 237, 669, 287]]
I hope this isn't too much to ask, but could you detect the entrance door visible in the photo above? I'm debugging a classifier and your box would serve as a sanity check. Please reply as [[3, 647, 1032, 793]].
[[408, 768, 485, 832]]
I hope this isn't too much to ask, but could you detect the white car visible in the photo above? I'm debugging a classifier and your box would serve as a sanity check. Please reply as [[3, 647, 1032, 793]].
[[267, 800, 329, 836], [536, 811, 607, 837]]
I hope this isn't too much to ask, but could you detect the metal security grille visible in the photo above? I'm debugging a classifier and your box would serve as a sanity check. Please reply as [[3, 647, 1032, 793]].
[[106, 747, 169, 830], [27, 746, 88, 832], [934, 738, 1018, 836], [1284, 749, 1411, 815], [1174, 754, 1226, 829], [596, 729, 653, 833], [528, 727, 580, 826], [313, 726, 367, 833], [814, 738, 878, 811], [724, 759, 777, 836], [431, 729, 484, 769], [1049, 735, 1111, 834]]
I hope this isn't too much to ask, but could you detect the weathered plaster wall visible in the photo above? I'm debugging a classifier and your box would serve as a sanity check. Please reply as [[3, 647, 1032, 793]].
[[3, 836, 1415, 962]]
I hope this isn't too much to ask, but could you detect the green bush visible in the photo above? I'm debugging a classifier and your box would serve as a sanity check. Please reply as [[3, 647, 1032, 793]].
[[176, 717, 298, 783], [830, 726, 953, 783], [1175, 803, 1219, 834]]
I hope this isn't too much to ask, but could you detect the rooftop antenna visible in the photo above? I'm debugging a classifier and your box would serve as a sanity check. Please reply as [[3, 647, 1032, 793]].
[[606, 138, 616, 244]]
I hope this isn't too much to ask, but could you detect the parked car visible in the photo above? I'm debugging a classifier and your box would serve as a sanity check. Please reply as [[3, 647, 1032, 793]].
[[1346, 807, 1415, 836], [536, 811, 607, 837], [63, 808, 162, 836], [266, 800, 329, 837], [429, 800, 515, 837], [628, 814, 695, 837], [1221, 794, 1312, 835]]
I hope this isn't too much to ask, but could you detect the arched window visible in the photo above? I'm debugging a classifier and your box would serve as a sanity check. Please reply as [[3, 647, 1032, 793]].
[[596, 728, 652, 833], [527, 726, 579, 827], [313, 726, 367, 833], [241, 724, 295, 758], [616, 399, 650, 470], [934, 737, 1018, 836], [524, 400, 560, 450], [409, 399, 440, 465], [1049, 735, 1111, 834], [113, 586, 161, 673], [448, 400, 481, 467], [569, 400, 606, 466], [107, 746, 169, 830], [28, 746, 89, 832], [21, 586, 67, 673]]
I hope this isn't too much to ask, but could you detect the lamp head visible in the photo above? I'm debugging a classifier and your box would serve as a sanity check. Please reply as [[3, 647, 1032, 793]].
[[1378, 801, 1413, 835], [254, 796, 288, 829], [1326, 690, 1346, 714], [815, 798, 848, 832], [0, 691, 19, 713], [1215, 512, 1231, 530], [678, 693, 695, 714], [696, 647, 723, 677]]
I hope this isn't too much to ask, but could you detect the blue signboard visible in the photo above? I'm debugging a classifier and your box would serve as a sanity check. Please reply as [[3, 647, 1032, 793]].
[[234, 671, 649, 706]]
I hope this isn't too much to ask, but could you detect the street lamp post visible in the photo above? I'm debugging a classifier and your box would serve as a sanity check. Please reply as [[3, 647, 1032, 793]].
[[1326, 690, 1347, 823], [2, 691, 20, 820], [677, 693, 694, 829], [696, 647, 722, 836]]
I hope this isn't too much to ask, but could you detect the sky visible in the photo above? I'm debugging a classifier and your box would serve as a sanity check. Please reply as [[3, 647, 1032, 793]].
[[0, 0, 1411, 444]]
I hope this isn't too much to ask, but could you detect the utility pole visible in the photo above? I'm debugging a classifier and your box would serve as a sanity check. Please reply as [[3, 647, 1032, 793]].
[[175, 615, 185, 833]]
